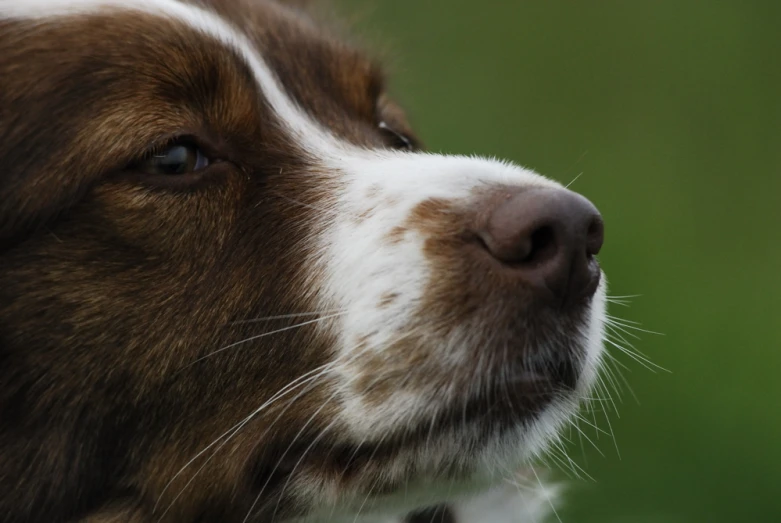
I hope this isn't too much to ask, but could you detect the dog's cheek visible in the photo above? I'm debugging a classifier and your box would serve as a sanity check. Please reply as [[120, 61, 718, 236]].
[[77, 172, 245, 262]]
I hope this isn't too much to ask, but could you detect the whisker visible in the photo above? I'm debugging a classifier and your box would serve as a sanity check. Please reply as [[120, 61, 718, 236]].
[[605, 299, 631, 308], [564, 171, 583, 189], [270, 417, 341, 521], [570, 412, 610, 437], [349, 434, 390, 523], [593, 379, 621, 458], [569, 415, 589, 464], [605, 321, 641, 341], [529, 464, 564, 523], [565, 419, 604, 459], [154, 362, 337, 519], [608, 356, 640, 406], [595, 373, 620, 417], [181, 311, 347, 370], [605, 315, 663, 335], [543, 445, 580, 481], [599, 356, 626, 403], [239, 329, 418, 521], [605, 337, 670, 374], [243, 389, 342, 523], [601, 351, 640, 405], [550, 438, 595, 481], [230, 308, 347, 325], [602, 349, 632, 373], [504, 470, 551, 523], [331, 433, 369, 515]]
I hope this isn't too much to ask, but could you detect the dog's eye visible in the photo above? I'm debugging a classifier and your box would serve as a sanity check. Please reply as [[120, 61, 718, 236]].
[[138, 142, 210, 175], [378, 121, 414, 151]]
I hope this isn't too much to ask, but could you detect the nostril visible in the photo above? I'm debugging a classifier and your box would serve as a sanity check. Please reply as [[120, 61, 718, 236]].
[[475, 223, 560, 266], [585, 216, 605, 257], [526, 225, 557, 265]]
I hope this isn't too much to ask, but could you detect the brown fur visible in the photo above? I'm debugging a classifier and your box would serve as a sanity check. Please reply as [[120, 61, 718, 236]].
[[0, 2, 589, 523], [0, 2, 414, 521]]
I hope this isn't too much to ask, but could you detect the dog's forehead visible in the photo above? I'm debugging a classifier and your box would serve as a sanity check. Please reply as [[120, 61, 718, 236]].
[[0, 0, 381, 120], [195, 0, 383, 120], [0, 0, 390, 162]]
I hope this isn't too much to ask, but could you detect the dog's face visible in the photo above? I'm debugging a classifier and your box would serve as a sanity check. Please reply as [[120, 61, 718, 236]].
[[0, 1, 607, 521]]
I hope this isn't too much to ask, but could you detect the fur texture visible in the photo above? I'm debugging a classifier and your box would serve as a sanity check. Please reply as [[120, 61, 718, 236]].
[[0, 1, 606, 521]]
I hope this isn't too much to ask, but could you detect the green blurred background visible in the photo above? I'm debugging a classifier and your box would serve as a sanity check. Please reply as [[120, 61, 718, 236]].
[[336, 1, 781, 521]]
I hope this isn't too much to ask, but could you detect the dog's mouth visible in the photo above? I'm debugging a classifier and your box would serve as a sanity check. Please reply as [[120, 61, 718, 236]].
[[407, 358, 579, 438], [256, 354, 578, 478]]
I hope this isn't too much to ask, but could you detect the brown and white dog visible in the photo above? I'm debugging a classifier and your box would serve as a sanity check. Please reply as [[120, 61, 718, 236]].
[[0, 1, 608, 522]]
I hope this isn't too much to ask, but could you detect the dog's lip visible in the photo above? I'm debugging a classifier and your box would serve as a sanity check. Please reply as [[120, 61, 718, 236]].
[[286, 375, 561, 487], [334, 373, 562, 453], [474, 373, 562, 419]]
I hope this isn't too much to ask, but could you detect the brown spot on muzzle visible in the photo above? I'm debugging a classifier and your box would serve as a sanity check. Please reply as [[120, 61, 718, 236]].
[[386, 225, 408, 245], [408, 198, 456, 231], [378, 292, 400, 308]]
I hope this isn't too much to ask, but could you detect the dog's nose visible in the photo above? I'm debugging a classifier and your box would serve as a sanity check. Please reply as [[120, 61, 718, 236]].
[[476, 187, 604, 307]]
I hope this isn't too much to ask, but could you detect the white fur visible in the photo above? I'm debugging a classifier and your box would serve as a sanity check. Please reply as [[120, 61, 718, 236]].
[[295, 472, 559, 523], [1, 1, 607, 520]]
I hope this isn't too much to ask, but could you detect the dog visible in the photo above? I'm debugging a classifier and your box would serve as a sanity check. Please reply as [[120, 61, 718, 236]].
[[0, 1, 608, 521]]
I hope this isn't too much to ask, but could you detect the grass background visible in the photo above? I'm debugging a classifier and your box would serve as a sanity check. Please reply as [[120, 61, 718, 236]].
[[335, 1, 781, 521]]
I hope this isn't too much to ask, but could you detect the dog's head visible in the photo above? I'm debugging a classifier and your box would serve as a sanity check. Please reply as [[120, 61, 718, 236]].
[[0, 1, 607, 521]]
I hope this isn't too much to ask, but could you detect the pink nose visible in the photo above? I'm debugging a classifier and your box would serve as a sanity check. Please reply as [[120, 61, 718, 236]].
[[475, 187, 604, 307]]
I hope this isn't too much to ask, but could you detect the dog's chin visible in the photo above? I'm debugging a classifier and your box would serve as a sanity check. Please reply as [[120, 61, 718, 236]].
[[360, 331, 593, 453], [281, 386, 578, 522], [291, 354, 581, 493]]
